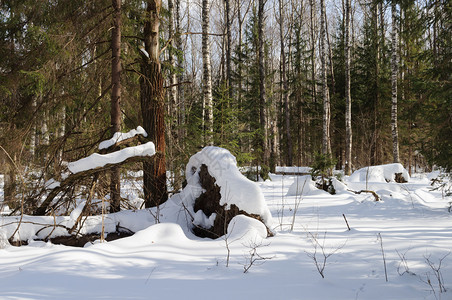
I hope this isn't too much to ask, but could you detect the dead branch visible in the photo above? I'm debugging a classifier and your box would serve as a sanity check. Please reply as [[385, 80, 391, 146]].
[[347, 189, 381, 201]]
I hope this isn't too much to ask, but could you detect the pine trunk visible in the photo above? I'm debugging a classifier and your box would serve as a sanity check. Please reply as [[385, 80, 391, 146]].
[[175, 0, 185, 140], [258, 0, 269, 166], [141, 0, 167, 208], [279, 0, 293, 166], [110, 0, 122, 213]]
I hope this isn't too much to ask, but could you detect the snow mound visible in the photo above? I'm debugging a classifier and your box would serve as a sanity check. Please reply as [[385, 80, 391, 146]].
[[180, 146, 273, 228], [348, 163, 410, 183], [226, 215, 268, 242], [286, 176, 319, 196], [98, 126, 148, 150], [331, 178, 350, 194], [68, 142, 155, 174], [0, 229, 9, 249], [110, 223, 189, 247]]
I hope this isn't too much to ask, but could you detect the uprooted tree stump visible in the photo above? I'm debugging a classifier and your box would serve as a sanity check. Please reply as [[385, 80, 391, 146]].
[[191, 164, 271, 239], [394, 172, 408, 183]]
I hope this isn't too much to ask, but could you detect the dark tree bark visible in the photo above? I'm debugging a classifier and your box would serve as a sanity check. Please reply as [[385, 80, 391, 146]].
[[110, 0, 122, 213], [258, 0, 269, 166], [141, 0, 167, 207], [278, 0, 293, 166]]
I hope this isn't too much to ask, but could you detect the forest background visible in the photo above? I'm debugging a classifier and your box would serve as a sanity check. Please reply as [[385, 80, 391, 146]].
[[0, 0, 450, 214]]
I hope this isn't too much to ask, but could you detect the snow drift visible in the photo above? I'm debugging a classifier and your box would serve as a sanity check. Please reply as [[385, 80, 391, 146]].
[[348, 163, 410, 183], [286, 175, 322, 196]]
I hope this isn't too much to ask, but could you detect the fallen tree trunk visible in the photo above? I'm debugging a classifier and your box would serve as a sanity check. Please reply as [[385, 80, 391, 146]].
[[33, 154, 157, 216]]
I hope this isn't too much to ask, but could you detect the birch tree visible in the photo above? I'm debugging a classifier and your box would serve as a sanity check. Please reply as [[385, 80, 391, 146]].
[[320, 0, 331, 156], [202, 0, 214, 145], [344, 0, 352, 175], [391, 0, 400, 163]]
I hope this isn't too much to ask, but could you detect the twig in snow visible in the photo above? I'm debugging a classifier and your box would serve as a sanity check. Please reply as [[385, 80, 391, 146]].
[[305, 231, 345, 279], [423, 252, 450, 294], [377, 233, 388, 282], [342, 214, 351, 231], [243, 239, 273, 273]]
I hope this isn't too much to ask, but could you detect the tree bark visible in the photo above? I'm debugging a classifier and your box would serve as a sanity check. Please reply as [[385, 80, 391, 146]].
[[258, 0, 269, 166], [141, 0, 167, 208], [202, 0, 214, 145], [344, 0, 352, 175], [225, 0, 232, 100], [309, 0, 317, 103], [110, 0, 122, 213], [279, 0, 293, 166], [168, 0, 177, 126], [391, 1, 400, 163], [320, 0, 331, 156], [175, 0, 185, 141]]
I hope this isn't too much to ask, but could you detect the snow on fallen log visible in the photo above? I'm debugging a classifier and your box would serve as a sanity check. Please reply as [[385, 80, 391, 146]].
[[275, 166, 311, 175], [348, 163, 410, 183], [98, 126, 148, 150], [286, 175, 322, 196], [68, 142, 155, 174]]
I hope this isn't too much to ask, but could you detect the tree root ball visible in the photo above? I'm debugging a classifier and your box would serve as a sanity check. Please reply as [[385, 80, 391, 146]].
[[192, 164, 272, 239]]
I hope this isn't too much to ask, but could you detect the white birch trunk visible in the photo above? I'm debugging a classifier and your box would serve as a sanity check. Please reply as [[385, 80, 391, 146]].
[[344, 0, 352, 175], [202, 0, 213, 145], [320, 0, 331, 156], [391, 1, 400, 163]]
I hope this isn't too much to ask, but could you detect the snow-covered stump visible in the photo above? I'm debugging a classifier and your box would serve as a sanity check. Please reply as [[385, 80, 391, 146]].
[[179, 147, 273, 239]]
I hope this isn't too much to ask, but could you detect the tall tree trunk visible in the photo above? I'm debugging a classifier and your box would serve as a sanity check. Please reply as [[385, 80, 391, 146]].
[[168, 0, 177, 125], [175, 0, 185, 141], [279, 0, 293, 166], [309, 0, 317, 103], [202, 0, 213, 145], [320, 0, 331, 156], [344, 0, 352, 175], [225, 0, 232, 100], [141, 0, 167, 208], [167, 0, 177, 189], [391, 1, 400, 163], [110, 0, 122, 213], [258, 0, 269, 166], [370, 2, 380, 166]]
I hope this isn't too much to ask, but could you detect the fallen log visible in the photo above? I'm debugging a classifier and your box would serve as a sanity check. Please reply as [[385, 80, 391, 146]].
[[33, 154, 157, 216]]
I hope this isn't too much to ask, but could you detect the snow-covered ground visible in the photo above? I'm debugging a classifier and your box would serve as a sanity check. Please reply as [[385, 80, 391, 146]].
[[0, 165, 451, 299]]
